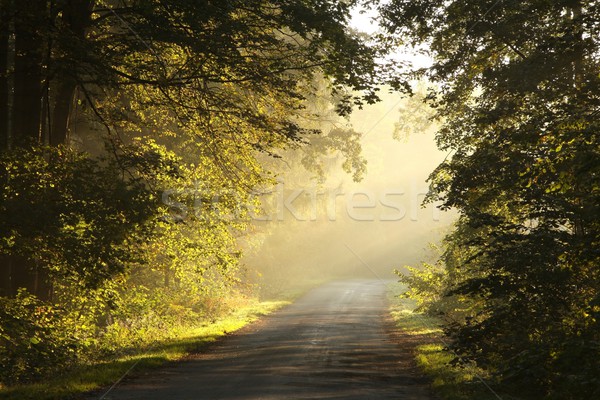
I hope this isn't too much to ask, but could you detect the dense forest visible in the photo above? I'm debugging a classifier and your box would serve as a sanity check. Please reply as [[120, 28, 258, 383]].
[[389, 1, 600, 399], [1, 1, 599, 399], [0, 0, 391, 386]]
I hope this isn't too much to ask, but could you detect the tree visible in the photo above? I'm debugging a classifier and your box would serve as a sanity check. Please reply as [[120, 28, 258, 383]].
[[381, 1, 600, 397], [0, 0, 384, 297], [1, 0, 381, 146], [0, 0, 388, 384]]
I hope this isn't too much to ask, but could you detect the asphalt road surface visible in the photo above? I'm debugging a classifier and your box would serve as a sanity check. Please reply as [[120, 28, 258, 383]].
[[98, 279, 434, 399]]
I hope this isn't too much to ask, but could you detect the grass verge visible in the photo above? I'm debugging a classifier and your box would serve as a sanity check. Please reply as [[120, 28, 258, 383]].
[[387, 283, 517, 400], [0, 300, 288, 400]]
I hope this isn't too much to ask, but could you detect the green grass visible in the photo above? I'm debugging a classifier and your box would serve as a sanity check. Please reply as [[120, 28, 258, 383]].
[[387, 283, 518, 400], [0, 300, 288, 400]]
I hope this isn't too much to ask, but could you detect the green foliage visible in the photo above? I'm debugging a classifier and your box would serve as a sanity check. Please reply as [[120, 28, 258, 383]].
[[98, 273, 250, 355], [0, 298, 289, 400], [0, 0, 387, 390], [0, 290, 78, 384], [0, 146, 158, 288], [389, 284, 503, 400], [382, 1, 600, 398], [396, 262, 447, 312]]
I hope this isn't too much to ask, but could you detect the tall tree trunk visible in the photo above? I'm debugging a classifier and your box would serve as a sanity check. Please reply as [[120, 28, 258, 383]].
[[11, 0, 45, 146], [0, 255, 48, 298], [2, 1, 51, 299], [0, 0, 12, 298], [50, 80, 76, 145], [571, 2, 586, 237], [0, 255, 11, 297], [50, 0, 93, 146], [0, 0, 9, 150]]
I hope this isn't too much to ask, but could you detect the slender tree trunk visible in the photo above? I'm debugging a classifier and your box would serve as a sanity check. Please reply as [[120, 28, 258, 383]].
[[50, 0, 93, 146], [0, 255, 42, 297], [0, 1, 11, 298], [0, 255, 11, 297], [571, 2, 586, 237], [50, 80, 76, 145], [0, 0, 9, 150], [12, 0, 45, 146], [2, 1, 50, 299]]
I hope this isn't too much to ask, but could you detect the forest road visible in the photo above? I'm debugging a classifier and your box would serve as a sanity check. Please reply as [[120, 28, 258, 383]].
[[96, 279, 434, 400]]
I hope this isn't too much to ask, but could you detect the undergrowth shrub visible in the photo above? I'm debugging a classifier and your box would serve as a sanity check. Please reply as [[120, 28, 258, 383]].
[[0, 290, 78, 385]]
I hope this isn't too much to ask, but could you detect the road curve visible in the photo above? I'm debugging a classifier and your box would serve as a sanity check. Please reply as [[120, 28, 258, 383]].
[[99, 279, 433, 399]]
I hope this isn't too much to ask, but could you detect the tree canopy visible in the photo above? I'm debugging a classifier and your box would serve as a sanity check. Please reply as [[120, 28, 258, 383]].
[[382, 0, 600, 398], [0, 0, 388, 384]]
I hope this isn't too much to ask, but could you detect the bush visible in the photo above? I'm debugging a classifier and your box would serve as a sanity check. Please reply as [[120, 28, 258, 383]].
[[0, 290, 78, 385]]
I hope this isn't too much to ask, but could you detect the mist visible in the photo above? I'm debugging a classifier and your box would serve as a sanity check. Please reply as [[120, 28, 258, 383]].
[[242, 90, 458, 295]]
